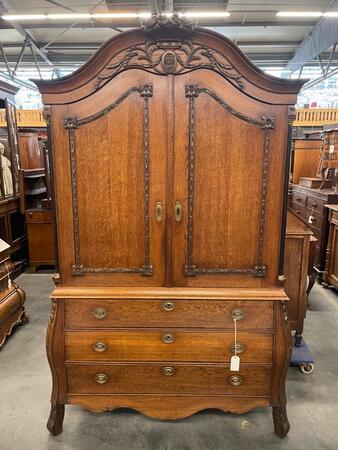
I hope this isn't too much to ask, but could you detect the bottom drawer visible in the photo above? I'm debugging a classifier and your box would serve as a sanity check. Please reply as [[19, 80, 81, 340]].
[[67, 364, 271, 397]]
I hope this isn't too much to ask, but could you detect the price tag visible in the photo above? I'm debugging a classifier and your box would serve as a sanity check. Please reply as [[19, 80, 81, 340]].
[[230, 355, 240, 372], [330, 144, 335, 154], [308, 215, 315, 224], [231, 317, 240, 372]]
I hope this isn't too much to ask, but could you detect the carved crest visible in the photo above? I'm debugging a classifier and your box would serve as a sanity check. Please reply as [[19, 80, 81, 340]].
[[142, 14, 196, 35], [94, 41, 244, 91]]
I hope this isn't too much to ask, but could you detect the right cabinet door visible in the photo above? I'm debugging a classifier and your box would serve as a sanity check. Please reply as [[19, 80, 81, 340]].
[[172, 72, 281, 288]]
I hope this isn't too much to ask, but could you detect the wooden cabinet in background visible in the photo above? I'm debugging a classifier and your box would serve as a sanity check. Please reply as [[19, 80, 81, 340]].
[[288, 184, 338, 282], [292, 138, 321, 185], [323, 205, 338, 289], [0, 241, 28, 348], [18, 131, 44, 169], [284, 211, 313, 346], [34, 17, 305, 438]]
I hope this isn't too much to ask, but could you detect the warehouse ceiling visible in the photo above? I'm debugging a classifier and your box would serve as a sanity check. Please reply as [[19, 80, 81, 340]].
[[0, 0, 337, 80]]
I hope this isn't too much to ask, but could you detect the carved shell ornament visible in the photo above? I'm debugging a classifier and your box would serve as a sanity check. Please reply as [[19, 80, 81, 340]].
[[94, 15, 244, 91]]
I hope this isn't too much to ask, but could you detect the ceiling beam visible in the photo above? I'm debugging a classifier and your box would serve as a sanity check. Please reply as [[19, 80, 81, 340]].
[[0, 1, 54, 66], [147, 0, 160, 15], [0, 19, 319, 29], [285, 0, 338, 73]]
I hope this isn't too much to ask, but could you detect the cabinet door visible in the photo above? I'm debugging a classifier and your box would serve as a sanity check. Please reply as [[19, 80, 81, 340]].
[[172, 73, 279, 287], [55, 74, 167, 286]]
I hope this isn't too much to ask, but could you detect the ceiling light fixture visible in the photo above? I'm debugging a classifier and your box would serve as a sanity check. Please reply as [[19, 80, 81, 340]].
[[276, 11, 323, 17], [1, 11, 230, 21]]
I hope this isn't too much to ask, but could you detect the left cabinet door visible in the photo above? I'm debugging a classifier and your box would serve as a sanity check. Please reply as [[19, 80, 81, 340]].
[[53, 74, 168, 286]]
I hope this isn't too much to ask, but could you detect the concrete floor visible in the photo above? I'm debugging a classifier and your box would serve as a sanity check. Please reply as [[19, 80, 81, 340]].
[[0, 274, 338, 450]]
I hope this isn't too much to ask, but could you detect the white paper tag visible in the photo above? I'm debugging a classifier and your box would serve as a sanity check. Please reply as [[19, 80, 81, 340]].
[[308, 215, 315, 224], [230, 355, 240, 372], [330, 144, 335, 154]]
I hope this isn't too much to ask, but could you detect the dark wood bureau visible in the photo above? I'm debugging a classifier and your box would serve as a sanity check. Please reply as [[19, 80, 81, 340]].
[[34, 16, 304, 438], [288, 184, 338, 282]]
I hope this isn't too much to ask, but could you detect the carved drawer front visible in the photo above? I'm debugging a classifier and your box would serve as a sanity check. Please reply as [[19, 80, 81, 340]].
[[64, 299, 273, 330], [292, 192, 307, 207], [65, 330, 273, 363], [66, 364, 271, 396], [305, 196, 325, 214]]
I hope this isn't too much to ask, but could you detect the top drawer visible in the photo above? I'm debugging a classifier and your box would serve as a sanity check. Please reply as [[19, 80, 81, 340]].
[[305, 196, 325, 215], [26, 210, 53, 224], [64, 299, 273, 330], [292, 191, 307, 207]]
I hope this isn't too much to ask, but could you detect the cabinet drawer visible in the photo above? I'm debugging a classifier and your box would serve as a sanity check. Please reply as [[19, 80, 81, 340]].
[[65, 330, 273, 363], [292, 192, 307, 207], [64, 299, 273, 330], [67, 364, 271, 396], [291, 203, 323, 229], [305, 196, 325, 214], [26, 210, 53, 224]]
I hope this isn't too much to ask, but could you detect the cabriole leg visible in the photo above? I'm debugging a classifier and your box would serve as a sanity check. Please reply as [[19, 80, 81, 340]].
[[47, 403, 65, 436], [273, 406, 290, 438]]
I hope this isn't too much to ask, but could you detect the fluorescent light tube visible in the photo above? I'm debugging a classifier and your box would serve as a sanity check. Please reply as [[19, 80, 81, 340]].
[[2, 14, 47, 20], [323, 12, 338, 17], [276, 11, 323, 17], [47, 13, 91, 19], [180, 12, 230, 18]]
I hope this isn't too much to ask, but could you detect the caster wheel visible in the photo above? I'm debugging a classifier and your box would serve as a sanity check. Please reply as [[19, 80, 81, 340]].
[[300, 363, 314, 374]]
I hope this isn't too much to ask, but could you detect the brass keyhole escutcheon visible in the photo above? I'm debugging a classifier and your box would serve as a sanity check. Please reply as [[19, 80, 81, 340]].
[[155, 201, 163, 222], [95, 373, 108, 384], [162, 333, 175, 344], [162, 366, 176, 376], [229, 375, 243, 386], [175, 201, 182, 222], [162, 300, 175, 312], [93, 307, 107, 319], [230, 309, 245, 321], [93, 342, 107, 352], [230, 343, 246, 354]]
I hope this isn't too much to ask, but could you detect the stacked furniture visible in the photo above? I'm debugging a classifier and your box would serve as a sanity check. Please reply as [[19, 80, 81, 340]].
[[292, 136, 321, 185], [288, 184, 338, 282], [34, 17, 305, 438], [0, 239, 27, 348], [323, 205, 338, 289], [284, 211, 314, 346], [0, 81, 27, 276], [18, 131, 55, 270]]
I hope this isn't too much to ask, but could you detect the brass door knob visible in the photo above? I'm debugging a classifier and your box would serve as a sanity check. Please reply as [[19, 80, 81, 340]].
[[95, 373, 108, 384], [230, 343, 246, 354], [230, 309, 245, 321], [92, 342, 107, 352], [229, 375, 243, 386], [161, 366, 176, 376], [162, 300, 175, 312], [93, 307, 107, 319], [162, 333, 175, 344]]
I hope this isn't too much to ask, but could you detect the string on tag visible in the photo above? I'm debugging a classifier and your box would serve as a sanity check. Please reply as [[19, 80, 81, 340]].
[[234, 317, 237, 357]]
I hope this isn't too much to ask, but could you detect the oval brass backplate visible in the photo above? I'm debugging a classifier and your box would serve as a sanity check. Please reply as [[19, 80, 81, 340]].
[[229, 375, 243, 386], [155, 201, 163, 222], [162, 366, 176, 376], [230, 343, 246, 354], [162, 333, 175, 344], [93, 307, 107, 319], [230, 309, 245, 321], [162, 300, 175, 312], [95, 373, 108, 384], [93, 342, 107, 352]]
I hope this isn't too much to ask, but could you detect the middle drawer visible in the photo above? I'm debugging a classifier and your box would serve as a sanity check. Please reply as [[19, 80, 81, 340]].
[[65, 330, 273, 363]]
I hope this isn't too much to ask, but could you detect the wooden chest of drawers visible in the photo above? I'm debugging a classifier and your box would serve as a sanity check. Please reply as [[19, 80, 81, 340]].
[[288, 184, 338, 281]]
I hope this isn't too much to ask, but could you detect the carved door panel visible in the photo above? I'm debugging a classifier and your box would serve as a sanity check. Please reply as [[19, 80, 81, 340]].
[[172, 73, 275, 287], [61, 76, 167, 286]]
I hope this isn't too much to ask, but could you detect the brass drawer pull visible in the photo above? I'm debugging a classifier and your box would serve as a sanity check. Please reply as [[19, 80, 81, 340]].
[[162, 366, 176, 376], [155, 201, 163, 222], [230, 309, 245, 321], [93, 307, 107, 319], [93, 342, 107, 352], [175, 201, 182, 222], [230, 342, 246, 354], [95, 373, 108, 384], [162, 333, 175, 344], [162, 300, 175, 311], [229, 375, 243, 386]]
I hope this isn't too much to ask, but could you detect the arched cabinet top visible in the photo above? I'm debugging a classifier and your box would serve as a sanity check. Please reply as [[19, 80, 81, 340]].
[[33, 19, 306, 106]]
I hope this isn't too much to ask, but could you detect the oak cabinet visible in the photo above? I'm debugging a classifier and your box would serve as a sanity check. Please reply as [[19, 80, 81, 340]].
[[34, 17, 305, 438]]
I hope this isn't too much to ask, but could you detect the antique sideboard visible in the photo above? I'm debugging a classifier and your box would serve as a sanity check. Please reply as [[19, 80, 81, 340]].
[[34, 16, 305, 438]]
